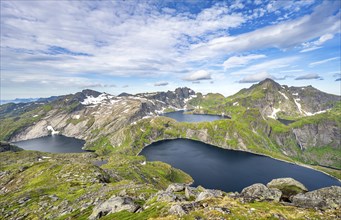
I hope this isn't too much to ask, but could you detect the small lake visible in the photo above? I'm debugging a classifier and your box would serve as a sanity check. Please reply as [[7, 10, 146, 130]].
[[277, 118, 295, 125], [162, 110, 227, 122], [140, 139, 340, 192], [14, 135, 85, 153]]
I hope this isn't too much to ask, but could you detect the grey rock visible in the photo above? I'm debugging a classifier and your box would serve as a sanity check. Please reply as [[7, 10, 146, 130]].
[[166, 183, 185, 193], [18, 197, 30, 204], [267, 178, 308, 201], [181, 202, 201, 213], [156, 192, 177, 202], [88, 196, 139, 220], [169, 204, 186, 217], [240, 183, 282, 202], [48, 194, 59, 202], [196, 189, 223, 202], [211, 206, 230, 215], [185, 186, 198, 200], [291, 186, 341, 210]]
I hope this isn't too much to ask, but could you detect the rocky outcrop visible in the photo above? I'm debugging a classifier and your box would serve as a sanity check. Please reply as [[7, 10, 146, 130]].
[[196, 189, 223, 202], [291, 186, 341, 210], [88, 196, 140, 220], [267, 178, 308, 201], [292, 121, 340, 150], [240, 183, 282, 202]]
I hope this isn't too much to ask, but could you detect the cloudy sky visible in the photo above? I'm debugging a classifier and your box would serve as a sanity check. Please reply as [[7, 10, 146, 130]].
[[1, 0, 340, 99]]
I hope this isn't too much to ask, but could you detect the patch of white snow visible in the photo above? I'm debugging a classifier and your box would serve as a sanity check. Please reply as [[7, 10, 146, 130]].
[[278, 91, 289, 100]]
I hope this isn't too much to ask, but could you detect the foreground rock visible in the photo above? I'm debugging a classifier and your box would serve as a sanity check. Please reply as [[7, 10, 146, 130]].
[[267, 178, 308, 201], [240, 183, 282, 202], [88, 196, 139, 220], [291, 186, 341, 210], [196, 189, 223, 202]]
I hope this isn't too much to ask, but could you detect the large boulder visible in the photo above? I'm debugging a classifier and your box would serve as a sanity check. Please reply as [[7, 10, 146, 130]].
[[291, 186, 341, 210], [267, 178, 308, 201], [88, 196, 139, 220], [156, 191, 177, 202], [196, 189, 223, 202], [185, 186, 198, 200], [240, 183, 282, 202], [166, 183, 186, 193]]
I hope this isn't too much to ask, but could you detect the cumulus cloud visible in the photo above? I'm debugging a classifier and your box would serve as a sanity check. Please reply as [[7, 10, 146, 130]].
[[223, 54, 266, 70], [309, 57, 339, 67], [183, 70, 211, 81], [154, 81, 169, 86], [295, 73, 323, 80], [335, 78, 341, 81]]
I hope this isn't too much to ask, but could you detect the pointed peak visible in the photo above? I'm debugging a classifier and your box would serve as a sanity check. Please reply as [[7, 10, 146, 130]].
[[257, 78, 282, 88]]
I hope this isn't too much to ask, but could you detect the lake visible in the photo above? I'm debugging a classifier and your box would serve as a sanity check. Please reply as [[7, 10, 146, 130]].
[[162, 110, 227, 122], [277, 118, 295, 125], [14, 135, 85, 153], [140, 139, 340, 192]]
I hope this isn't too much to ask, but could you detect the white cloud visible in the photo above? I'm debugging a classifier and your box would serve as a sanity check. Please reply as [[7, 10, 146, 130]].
[[300, 33, 334, 52], [223, 54, 266, 70], [187, 1, 340, 61], [295, 73, 323, 80], [154, 81, 169, 86], [183, 70, 211, 81], [300, 46, 322, 53], [231, 56, 299, 75], [238, 72, 274, 83], [309, 57, 339, 67]]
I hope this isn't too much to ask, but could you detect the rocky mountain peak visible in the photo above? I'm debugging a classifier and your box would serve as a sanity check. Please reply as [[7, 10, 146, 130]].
[[81, 89, 102, 97], [174, 87, 195, 99], [257, 78, 282, 91]]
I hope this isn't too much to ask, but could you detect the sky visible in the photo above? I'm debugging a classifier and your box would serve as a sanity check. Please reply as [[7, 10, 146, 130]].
[[1, 0, 340, 99]]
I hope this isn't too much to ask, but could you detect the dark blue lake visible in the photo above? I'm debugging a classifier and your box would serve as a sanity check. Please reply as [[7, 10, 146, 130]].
[[140, 139, 341, 192], [14, 135, 85, 153], [162, 110, 226, 122]]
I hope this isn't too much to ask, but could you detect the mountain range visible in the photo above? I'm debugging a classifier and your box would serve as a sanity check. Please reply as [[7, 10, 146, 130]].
[[0, 78, 340, 219]]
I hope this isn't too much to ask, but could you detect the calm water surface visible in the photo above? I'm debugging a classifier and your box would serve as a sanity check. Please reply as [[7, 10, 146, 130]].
[[162, 110, 226, 122], [14, 135, 85, 153], [140, 139, 340, 192]]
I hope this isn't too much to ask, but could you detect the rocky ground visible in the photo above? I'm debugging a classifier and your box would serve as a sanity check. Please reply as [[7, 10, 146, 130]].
[[0, 150, 340, 220]]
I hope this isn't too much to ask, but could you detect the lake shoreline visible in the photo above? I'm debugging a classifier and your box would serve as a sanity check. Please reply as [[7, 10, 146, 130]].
[[138, 138, 341, 184]]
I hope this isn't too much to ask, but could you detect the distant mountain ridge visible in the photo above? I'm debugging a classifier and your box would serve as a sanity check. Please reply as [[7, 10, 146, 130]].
[[228, 78, 340, 119]]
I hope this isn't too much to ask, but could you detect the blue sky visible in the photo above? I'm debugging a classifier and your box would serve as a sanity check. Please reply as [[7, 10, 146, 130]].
[[1, 0, 340, 99]]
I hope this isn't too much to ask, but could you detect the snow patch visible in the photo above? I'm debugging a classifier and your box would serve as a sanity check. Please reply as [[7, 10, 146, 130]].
[[47, 126, 59, 135], [268, 108, 281, 119], [233, 102, 239, 106], [278, 91, 289, 100], [33, 115, 39, 117], [304, 109, 328, 116], [292, 93, 299, 96], [73, 115, 80, 119], [294, 98, 303, 114], [81, 94, 107, 105]]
